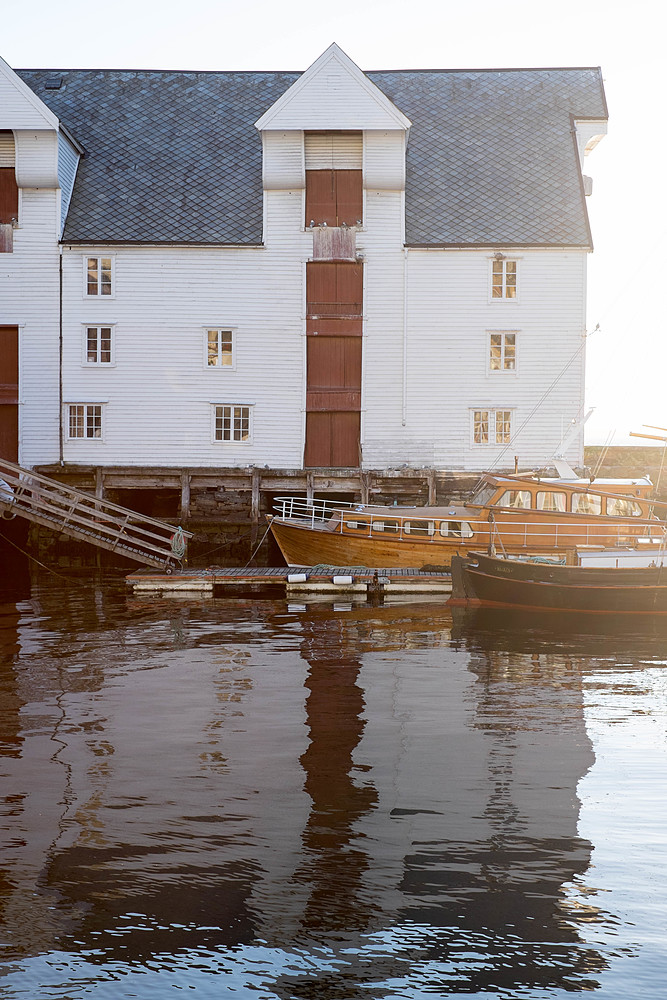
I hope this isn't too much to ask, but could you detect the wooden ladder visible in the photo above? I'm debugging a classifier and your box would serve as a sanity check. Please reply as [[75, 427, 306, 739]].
[[0, 460, 192, 570]]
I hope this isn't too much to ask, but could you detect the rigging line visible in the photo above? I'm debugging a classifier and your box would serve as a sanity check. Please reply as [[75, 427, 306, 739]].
[[241, 521, 273, 571], [0, 529, 90, 587], [486, 329, 593, 472], [592, 428, 616, 479]]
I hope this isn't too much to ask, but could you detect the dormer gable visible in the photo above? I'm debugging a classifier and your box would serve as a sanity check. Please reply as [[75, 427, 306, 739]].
[[0, 56, 59, 130], [255, 43, 411, 132]]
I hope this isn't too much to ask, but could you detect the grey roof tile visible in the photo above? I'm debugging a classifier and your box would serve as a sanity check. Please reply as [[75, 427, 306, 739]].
[[17, 66, 606, 247]]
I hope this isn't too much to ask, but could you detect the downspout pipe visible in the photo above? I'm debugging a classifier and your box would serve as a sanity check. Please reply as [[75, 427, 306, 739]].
[[402, 247, 408, 426], [59, 246, 63, 465]]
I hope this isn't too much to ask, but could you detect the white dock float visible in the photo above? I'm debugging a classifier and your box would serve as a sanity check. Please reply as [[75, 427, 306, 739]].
[[126, 566, 452, 596]]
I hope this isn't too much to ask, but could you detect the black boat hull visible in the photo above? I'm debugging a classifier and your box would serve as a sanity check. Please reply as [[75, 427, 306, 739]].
[[449, 552, 667, 614]]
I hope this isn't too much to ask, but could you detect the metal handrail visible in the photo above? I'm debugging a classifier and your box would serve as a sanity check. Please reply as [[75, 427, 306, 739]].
[[272, 495, 667, 549], [0, 459, 192, 568]]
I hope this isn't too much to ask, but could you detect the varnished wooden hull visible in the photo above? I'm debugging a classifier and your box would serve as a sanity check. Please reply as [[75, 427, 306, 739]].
[[268, 518, 468, 568], [450, 552, 667, 614]]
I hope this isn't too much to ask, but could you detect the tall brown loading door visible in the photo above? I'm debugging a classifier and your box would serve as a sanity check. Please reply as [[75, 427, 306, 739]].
[[305, 261, 363, 468], [0, 327, 18, 462]]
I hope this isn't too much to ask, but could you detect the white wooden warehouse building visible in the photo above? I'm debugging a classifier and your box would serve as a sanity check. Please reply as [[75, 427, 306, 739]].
[[0, 44, 607, 477]]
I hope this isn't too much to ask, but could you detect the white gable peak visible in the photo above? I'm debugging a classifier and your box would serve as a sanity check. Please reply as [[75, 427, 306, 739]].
[[0, 56, 59, 130], [255, 43, 411, 132]]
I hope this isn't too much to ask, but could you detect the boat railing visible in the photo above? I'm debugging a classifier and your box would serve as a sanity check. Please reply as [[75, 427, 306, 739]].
[[272, 496, 667, 549]]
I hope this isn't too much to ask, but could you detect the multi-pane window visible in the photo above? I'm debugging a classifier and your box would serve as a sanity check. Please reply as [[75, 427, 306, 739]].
[[214, 405, 251, 442], [491, 258, 517, 298], [207, 329, 233, 367], [68, 404, 102, 439], [489, 332, 516, 371], [86, 257, 112, 296], [86, 326, 113, 364], [473, 409, 512, 445]]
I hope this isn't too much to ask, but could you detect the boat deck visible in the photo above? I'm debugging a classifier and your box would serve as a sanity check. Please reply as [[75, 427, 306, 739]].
[[126, 565, 452, 595]]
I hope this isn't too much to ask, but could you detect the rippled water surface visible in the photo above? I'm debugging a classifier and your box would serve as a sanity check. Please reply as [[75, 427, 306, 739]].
[[1, 566, 667, 998]]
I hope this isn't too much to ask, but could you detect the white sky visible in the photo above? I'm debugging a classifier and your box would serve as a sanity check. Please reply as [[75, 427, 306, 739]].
[[3, 0, 665, 446]]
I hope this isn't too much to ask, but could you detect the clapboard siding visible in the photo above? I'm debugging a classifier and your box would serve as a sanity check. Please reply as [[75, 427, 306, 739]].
[[57, 131, 79, 234]]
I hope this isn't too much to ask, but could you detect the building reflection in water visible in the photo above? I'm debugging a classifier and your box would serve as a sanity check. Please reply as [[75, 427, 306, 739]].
[[0, 588, 617, 994]]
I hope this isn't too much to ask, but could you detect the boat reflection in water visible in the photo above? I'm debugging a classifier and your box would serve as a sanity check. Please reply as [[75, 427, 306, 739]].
[[0, 583, 635, 996]]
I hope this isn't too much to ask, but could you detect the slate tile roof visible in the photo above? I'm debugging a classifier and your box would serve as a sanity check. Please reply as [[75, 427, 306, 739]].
[[17, 66, 606, 247]]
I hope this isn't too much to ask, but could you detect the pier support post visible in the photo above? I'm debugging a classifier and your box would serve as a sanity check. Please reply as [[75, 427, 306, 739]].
[[427, 469, 437, 506], [180, 472, 191, 519]]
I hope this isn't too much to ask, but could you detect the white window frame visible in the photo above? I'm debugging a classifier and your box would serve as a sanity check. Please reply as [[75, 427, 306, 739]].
[[83, 324, 115, 366], [471, 408, 513, 446], [489, 256, 519, 301], [84, 255, 115, 297], [66, 403, 105, 440], [487, 330, 518, 374], [204, 327, 235, 370], [212, 404, 253, 444]]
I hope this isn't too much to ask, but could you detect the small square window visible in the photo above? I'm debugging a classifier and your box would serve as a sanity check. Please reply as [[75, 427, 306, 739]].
[[491, 258, 517, 299], [86, 257, 113, 296], [206, 329, 234, 368], [214, 404, 252, 442], [85, 326, 113, 364], [489, 332, 516, 372], [68, 404, 102, 439], [472, 409, 513, 445]]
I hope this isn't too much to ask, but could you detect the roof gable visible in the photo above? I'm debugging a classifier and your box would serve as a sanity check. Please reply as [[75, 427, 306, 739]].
[[255, 43, 411, 132], [0, 55, 58, 129]]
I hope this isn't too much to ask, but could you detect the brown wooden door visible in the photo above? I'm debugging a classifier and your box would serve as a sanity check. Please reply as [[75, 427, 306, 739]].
[[304, 412, 361, 468], [306, 337, 361, 412], [0, 169, 18, 224], [0, 326, 18, 461], [305, 169, 362, 227]]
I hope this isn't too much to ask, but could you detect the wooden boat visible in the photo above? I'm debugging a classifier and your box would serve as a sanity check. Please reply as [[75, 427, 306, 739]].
[[448, 548, 667, 614], [268, 470, 666, 569]]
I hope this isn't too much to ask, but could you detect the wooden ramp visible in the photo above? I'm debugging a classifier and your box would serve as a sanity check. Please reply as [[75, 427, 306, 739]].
[[0, 459, 192, 570]]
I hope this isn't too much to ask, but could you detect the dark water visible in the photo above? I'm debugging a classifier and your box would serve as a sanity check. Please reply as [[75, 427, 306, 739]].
[[1, 565, 667, 998]]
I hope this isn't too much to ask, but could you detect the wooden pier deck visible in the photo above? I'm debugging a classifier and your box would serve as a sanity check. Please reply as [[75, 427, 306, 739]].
[[127, 565, 452, 595]]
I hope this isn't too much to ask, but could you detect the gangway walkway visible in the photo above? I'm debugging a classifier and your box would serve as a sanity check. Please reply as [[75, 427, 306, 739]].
[[0, 459, 192, 570]]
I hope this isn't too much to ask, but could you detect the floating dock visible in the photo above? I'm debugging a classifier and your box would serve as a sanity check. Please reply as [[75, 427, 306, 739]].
[[126, 565, 452, 596]]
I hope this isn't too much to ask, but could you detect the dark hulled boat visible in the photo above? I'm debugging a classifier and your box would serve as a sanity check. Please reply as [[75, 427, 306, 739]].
[[449, 550, 667, 614]]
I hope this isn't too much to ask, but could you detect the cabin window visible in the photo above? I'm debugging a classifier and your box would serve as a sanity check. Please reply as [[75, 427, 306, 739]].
[[536, 491, 567, 512], [213, 404, 251, 442], [489, 332, 517, 371], [572, 492, 603, 515], [85, 326, 113, 365], [206, 329, 234, 368], [68, 404, 102, 439], [473, 410, 512, 445], [606, 497, 643, 517], [491, 258, 517, 298], [497, 490, 532, 509], [371, 519, 399, 534], [344, 519, 370, 532], [404, 519, 435, 536], [439, 520, 474, 538], [86, 256, 113, 296]]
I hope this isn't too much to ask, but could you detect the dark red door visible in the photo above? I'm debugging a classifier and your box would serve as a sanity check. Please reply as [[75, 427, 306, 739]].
[[0, 326, 18, 462]]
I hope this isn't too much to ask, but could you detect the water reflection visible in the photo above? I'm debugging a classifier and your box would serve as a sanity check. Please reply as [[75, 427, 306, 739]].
[[0, 578, 663, 996]]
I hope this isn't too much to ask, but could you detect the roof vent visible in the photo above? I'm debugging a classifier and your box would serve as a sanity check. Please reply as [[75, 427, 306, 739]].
[[45, 77, 63, 90]]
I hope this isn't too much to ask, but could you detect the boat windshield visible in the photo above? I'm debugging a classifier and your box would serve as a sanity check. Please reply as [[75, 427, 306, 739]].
[[469, 484, 497, 506]]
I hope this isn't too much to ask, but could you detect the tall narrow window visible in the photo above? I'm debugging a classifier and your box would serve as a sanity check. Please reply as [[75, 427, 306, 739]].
[[207, 329, 234, 367], [491, 258, 517, 298], [489, 332, 516, 371], [86, 257, 113, 296], [214, 405, 251, 442], [472, 409, 512, 445], [68, 404, 102, 439], [86, 326, 113, 364]]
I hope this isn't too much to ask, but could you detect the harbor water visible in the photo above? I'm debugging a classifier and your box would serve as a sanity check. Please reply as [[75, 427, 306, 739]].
[[1, 561, 667, 998]]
